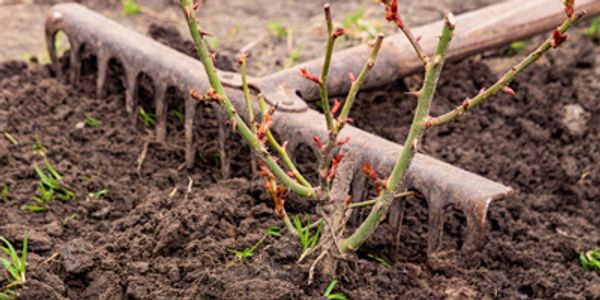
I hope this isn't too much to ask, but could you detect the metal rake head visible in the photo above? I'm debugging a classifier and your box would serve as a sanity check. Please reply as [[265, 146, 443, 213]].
[[45, 0, 599, 253]]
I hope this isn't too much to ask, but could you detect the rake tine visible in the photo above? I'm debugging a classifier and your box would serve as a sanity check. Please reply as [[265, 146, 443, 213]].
[[155, 83, 168, 143]]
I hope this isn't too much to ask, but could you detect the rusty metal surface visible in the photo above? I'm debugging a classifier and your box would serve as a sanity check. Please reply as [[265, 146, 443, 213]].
[[41, 1, 597, 252]]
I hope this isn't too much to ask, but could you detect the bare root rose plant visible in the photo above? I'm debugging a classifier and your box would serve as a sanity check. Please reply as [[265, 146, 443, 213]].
[[179, 0, 583, 280]]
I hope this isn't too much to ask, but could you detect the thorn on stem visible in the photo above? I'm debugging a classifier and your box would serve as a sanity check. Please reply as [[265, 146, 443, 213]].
[[327, 152, 345, 180], [331, 99, 341, 116], [337, 136, 350, 146], [312, 135, 324, 150], [501, 86, 517, 97], [333, 28, 345, 39], [551, 28, 568, 48], [348, 72, 356, 84], [300, 67, 321, 84]]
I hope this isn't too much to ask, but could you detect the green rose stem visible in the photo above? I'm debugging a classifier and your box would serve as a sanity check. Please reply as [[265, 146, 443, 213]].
[[340, 13, 456, 252], [180, 0, 315, 198]]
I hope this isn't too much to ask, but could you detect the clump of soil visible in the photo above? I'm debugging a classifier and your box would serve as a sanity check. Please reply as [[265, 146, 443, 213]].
[[1, 14, 600, 300]]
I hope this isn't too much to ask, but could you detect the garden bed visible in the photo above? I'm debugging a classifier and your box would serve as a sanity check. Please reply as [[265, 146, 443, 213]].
[[1, 1, 600, 299]]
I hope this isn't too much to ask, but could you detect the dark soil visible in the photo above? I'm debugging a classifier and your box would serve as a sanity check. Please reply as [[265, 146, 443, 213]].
[[2, 5, 600, 300]]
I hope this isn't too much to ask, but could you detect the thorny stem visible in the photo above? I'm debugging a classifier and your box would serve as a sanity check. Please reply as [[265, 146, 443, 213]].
[[383, 0, 428, 65], [427, 11, 586, 127], [340, 13, 456, 252], [317, 34, 385, 197], [320, 4, 337, 131], [180, 0, 315, 198], [239, 54, 256, 133], [257, 95, 312, 188]]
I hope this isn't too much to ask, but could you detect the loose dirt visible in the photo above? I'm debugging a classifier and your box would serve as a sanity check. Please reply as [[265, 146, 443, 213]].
[[1, 1, 600, 300]]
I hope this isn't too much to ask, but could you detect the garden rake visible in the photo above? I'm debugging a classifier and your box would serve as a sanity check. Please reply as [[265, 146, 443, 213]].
[[44, 0, 600, 253]]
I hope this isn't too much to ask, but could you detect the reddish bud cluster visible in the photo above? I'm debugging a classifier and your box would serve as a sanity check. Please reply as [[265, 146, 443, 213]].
[[300, 67, 321, 84], [362, 163, 386, 195], [551, 28, 568, 48], [383, 0, 404, 29], [333, 27, 345, 39], [501, 86, 517, 97], [312, 135, 324, 150], [563, 0, 574, 17], [198, 29, 212, 38], [344, 195, 352, 209], [327, 153, 345, 180], [265, 180, 287, 219], [256, 114, 273, 143], [189, 88, 202, 101], [258, 163, 275, 179], [331, 99, 341, 116], [362, 163, 379, 180], [337, 136, 350, 146]]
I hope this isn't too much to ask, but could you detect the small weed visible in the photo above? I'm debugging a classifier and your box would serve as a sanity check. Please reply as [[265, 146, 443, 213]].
[[2, 132, 17, 145], [342, 7, 379, 39], [580, 248, 600, 274], [90, 188, 109, 198], [84, 115, 103, 128], [505, 41, 527, 56], [267, 20, 288, 38], [265, 226, 282, 237], [169, 108, 185, 123], [63, 212, 79, 225], [22, 158, 73, 212], [286, 44, 304, 68], [227, 236, 266, 262], [584, 17, 600, 37], [293, 215, 322, 256], [122, 0, 140, 16], [367, 253, 392, 268], [0, 232, 28, 296], [323, 280, 348, 300], [31, 136, 47, 158], [1, 186, 9, 203], [137, 106, 155, 127]]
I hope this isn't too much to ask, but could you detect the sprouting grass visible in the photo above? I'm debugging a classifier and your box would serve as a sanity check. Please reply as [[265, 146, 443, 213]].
[[2, 132, 17, 145], [22, 158, 73, 212], [323, 280, 348, 300], [293, 215, 322, 256], [265, 226, 282, 237], [1, 186, 9, 203], [580, 248, 600, 274], [0, 232, 28, 297], [367, 253, 392, 268], [286, 44, 304, 68], [267, 20, 288, 38], [90, 188, 109, 198], [505, 41, 527, 56], [342, 6, 380, 40], [63, 212, 80, 225], [584, 17, 600, 37], [31, 136, 47, 158], [137, 106, 155, 127], [84, 115, 103, 128], [227, 236, 266, 262], [121, 0, 140, 16], [169, 108, 185, 123]]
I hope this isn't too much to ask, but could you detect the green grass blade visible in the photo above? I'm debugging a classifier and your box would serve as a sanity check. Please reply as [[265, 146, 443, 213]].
[[323, 280, 338, 296], [20, 232, 28, 275], [21, 204, 47, 212], [44, 157, 62, 180]]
